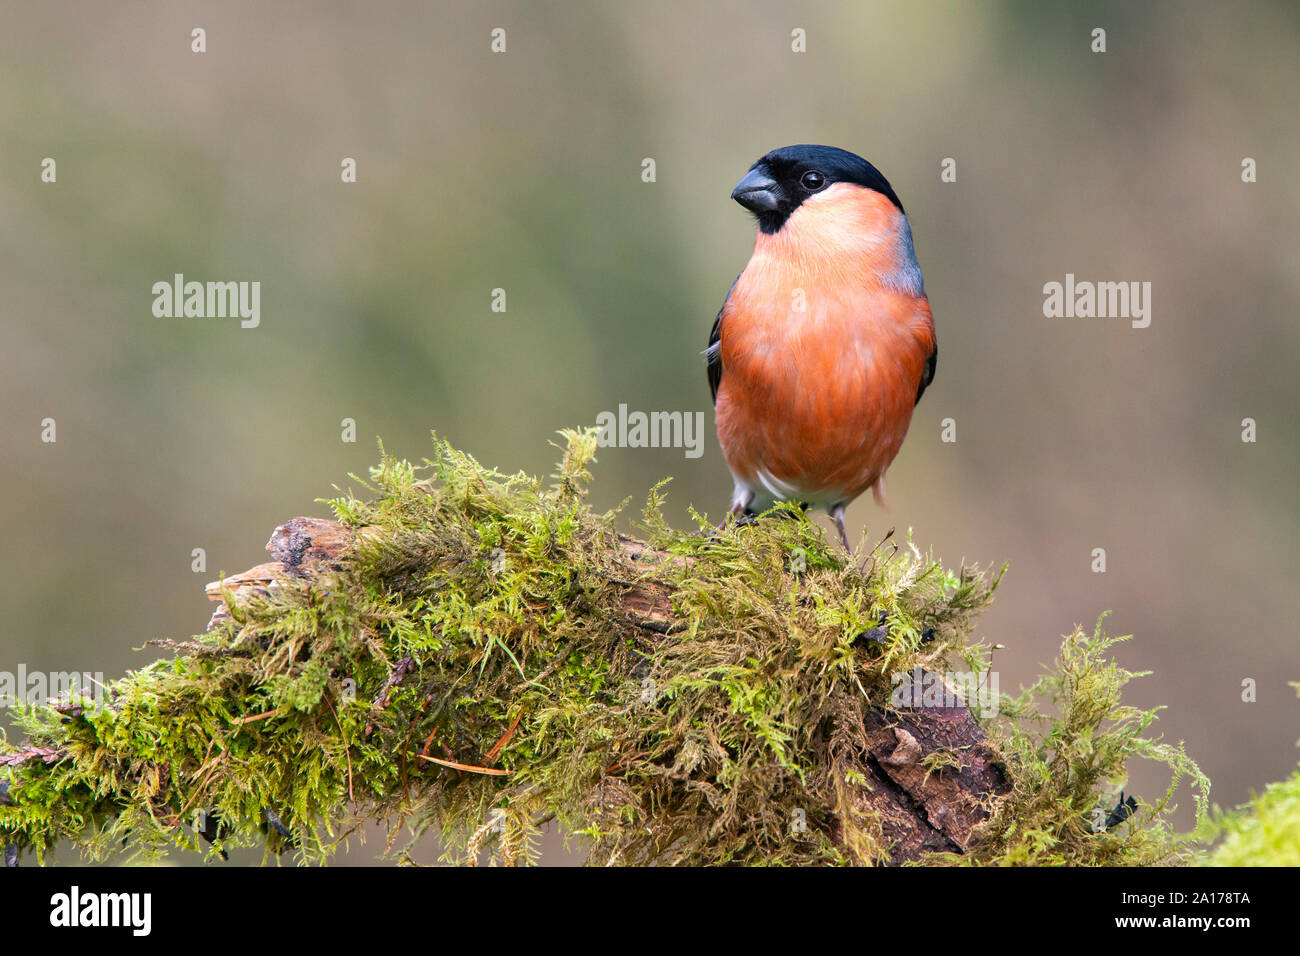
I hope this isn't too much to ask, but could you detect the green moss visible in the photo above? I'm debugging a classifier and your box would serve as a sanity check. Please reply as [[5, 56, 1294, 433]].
[[1209, 770, 1300, 866], [943, 621, 1211, 866], [1206, 683, 1300, 866], [0, 429, 1211, 866]]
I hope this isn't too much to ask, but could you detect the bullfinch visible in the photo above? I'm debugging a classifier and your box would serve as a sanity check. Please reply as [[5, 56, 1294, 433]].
[[707, 145, 936, 550]]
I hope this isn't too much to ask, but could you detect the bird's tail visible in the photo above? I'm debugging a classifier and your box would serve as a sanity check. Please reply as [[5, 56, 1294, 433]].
[[872, 476, 888, 509]]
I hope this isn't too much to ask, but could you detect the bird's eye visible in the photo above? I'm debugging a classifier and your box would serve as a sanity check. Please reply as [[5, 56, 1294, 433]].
[[800, 170, 825, 190]]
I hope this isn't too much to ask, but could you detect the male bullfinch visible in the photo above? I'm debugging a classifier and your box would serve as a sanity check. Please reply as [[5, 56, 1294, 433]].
[[707, 145, 936, 550]]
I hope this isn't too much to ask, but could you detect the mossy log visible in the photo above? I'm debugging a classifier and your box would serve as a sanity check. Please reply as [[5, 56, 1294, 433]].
[[0, 430, 1210, 866], [202, 514, 1010, 862]]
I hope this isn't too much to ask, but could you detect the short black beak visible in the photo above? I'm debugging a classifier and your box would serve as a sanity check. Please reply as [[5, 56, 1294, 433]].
[[731, 167, 780, 213]]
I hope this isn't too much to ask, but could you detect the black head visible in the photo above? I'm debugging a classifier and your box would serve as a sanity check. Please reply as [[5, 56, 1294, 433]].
[[731, 144, 904, 234]]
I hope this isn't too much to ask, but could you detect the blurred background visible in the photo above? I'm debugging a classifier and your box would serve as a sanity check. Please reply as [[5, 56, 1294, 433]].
[[1, 1, 1296, 864]]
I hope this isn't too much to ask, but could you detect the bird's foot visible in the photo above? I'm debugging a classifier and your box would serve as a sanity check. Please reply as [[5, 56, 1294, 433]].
[[691, 509, 756, 542], [718, 504, 802, 533], [830, 504, 851, 553]]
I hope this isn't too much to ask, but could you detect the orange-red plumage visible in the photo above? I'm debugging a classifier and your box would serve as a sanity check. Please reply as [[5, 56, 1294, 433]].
[[711, 153, 936, 546]]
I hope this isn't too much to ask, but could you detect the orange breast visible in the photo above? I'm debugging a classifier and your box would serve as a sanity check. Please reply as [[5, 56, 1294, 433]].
[[714, 185, 935, 508]]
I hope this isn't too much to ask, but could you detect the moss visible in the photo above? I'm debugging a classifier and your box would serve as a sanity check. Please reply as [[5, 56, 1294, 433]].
[[942, 621, 1212, 866], [1209, 770, 1300, 866], [1206, 684, 1300, 866], [0, 429, 1211, 865]]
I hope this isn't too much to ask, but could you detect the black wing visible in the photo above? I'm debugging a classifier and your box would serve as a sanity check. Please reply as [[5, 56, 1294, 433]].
[[707, 276, 740, 404], [915, 343, 936, 405]]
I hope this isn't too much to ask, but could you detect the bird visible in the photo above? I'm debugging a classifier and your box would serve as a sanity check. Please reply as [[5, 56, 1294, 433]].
[[707, 145, 936, 551]]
